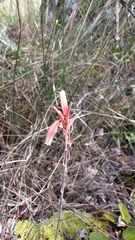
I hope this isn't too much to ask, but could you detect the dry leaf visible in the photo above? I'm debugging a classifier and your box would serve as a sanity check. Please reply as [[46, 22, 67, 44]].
[[116, 154, 132, 166]]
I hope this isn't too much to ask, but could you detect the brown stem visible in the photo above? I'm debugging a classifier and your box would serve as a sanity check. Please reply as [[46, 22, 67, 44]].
[[55, 137, 69, 240]]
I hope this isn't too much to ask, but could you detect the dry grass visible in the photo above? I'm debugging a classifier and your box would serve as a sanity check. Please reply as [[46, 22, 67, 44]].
[[0, 0, 135, 238]]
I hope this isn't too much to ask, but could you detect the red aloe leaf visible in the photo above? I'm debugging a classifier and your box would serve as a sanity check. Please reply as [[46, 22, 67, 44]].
[[65, 104, 72, 123], [59, 90, 68, 117], [70, 134, 81, 144], [68, 115, 78, 128], [45, 120, 60, 146], [52, 106, 65, 126]]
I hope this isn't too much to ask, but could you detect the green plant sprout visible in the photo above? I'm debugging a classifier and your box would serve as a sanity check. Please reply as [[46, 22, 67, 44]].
[[103, 202, 135, 240]]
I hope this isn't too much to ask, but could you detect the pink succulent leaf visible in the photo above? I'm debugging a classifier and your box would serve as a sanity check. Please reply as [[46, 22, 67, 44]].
[[59, 90, 68, 116], [65, 104, 72, 122], [68, 115, 78, 128], [45, 120, 60, 146], [52, 106, 65, 126], [70, 134, 81, 144]]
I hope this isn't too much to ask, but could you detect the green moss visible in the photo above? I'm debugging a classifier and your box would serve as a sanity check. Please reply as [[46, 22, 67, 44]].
[[14, 211, 108, 240], [14, 219, 62, 240], [52, 211, 108, 239], [14, 220, 40, 240], [40, 221, 62, 240]]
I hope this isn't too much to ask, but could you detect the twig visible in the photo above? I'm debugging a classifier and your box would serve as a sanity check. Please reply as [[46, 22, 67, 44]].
[[54, 140, 69, 240]]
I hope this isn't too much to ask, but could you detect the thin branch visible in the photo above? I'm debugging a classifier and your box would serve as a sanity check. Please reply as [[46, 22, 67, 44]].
[[55, 137, 69, 240]]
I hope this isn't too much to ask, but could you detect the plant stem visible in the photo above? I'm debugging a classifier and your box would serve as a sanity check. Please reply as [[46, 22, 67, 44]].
[[55, 137, 69, 240]]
